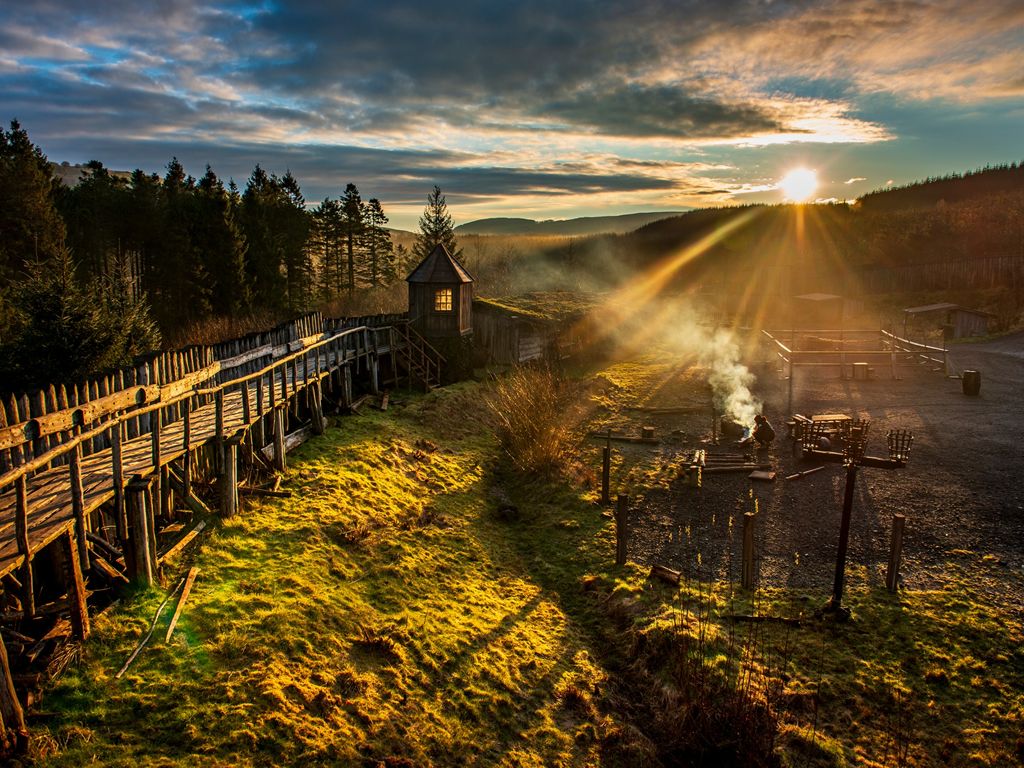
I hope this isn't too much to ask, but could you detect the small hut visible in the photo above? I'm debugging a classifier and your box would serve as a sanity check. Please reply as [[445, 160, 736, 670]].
[[902, 303, 992, 340], [406, 244, 474, 339]]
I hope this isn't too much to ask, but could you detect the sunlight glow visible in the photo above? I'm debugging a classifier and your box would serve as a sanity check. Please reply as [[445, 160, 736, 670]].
[[778, 168, 818, 202]]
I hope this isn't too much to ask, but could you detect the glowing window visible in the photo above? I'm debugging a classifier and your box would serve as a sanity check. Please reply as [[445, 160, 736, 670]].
[[434, 288, 453, 312]]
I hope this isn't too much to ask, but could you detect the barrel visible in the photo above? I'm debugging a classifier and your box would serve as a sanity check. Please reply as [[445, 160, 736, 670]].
[[962, 369, 981, 396]]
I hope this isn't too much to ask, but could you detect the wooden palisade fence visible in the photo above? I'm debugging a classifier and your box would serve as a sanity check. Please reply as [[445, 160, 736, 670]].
[[0, 311, 443, 752]]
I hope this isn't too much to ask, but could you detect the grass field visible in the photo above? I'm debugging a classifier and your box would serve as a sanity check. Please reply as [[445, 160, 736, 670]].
[[28, 357, 1024, 767]]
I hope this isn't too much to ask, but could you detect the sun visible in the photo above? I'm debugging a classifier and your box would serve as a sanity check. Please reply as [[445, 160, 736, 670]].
[[778, 167, 818, 202]]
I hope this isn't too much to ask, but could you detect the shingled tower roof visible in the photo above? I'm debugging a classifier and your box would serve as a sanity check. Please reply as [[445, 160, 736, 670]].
[[406, 244, 474, 284]]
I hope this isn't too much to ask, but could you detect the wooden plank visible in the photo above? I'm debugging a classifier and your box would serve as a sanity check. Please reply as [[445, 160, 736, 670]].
[[164, 566, 199, 643], [14, 476, 34, 617], [159, 521, 206, 564], [61, 531, 90, 640]]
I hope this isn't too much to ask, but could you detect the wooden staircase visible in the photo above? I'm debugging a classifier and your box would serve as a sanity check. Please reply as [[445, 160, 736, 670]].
[[393, 323, 445, 390]]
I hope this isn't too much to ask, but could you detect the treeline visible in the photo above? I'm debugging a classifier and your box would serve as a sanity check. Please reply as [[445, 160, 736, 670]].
[[858, 162, 1024, 212], [0, 120, 460, 391]]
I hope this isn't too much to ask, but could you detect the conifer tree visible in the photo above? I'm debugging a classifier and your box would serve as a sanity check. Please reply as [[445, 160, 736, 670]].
[[196, 165, 249, 315], [0, 120, 66, 281], [340, 183, 364, 294], [361, 197, 395, 286], [310, 197, 343, 300], [413, 185, 461, 262]]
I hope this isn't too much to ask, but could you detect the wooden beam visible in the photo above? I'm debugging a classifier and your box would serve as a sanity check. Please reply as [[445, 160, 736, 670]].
[[164, 567, 199, 643], [61, 531, 90, 641], [0, 630, 28, 755], [14, 477, 33, 619], [159, 521, 206, 564]]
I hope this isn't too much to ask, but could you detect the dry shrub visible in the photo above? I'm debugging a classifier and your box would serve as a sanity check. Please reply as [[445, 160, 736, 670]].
[[488, 365, 574, 478]]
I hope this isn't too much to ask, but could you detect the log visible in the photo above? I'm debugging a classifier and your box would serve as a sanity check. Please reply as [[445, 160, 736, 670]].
[[349, 394, 371, 414], [261, 424, 312, 464], [748, 470, 776, 482], [379, 392, 389, 411], [86, 534, 124, 566], [166, 468, 213, 518], [648, 564, 681, 586], [159, 521, 207, 564], [164, 567, 199, 643], [90, 553, 129, 586], [785, 465, 826, 481], [702, 464, 772, 474], [61, 532, 90, 641], [0, 631, 28, 754]]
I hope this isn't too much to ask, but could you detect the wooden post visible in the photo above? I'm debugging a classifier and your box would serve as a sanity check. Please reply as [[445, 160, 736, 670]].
[[830, 463, 859, 611], [0, 631, 28, 754], [272, 407, 287, 473], [369, 353, 380, 395], [742, 512, 756, 590], [600, 444, 610, 505], [69, 442, 90, 570], [615, 494, 628, 566], [310, 382, 325, 436], [61, 531, 90, 640], [182, 404, 192, 501], [214, 389, 224, 476], [255, 376, 265, 449], [342, 366, 353, 409], [787, 356, 794, 416], [126, 476, 154, 586], [220, 438, 240, 517], [151, 406, 163, 520], [886, 514, 906, 592], [14, 476, 34, 618]]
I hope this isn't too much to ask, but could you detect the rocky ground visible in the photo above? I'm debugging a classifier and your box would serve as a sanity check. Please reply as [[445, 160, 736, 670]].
[[616, 330, 1024, 616]]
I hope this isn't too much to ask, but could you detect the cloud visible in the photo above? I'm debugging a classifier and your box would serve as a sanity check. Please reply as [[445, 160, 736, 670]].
[[844, 177, 867, 184]]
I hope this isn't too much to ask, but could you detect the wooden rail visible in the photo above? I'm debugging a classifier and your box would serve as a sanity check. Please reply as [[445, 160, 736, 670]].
[[880, 330, 949, 375]]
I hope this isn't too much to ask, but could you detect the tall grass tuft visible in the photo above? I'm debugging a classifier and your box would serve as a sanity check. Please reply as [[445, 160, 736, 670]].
[[488, 365, 574, 478]]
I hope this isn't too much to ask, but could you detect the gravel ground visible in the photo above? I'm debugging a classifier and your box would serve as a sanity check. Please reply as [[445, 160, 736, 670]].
[[624, 330, 1024, 615]]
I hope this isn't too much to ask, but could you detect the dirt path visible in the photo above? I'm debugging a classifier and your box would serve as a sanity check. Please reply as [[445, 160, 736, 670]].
[[621, 331, 1024, 614]]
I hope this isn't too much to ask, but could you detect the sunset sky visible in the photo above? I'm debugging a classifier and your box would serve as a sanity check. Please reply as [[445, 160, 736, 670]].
[[2, 0, 1023, 229]]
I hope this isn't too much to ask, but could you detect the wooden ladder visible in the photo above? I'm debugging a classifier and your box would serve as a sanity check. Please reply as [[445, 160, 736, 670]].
[[393, 324, 445, 391]]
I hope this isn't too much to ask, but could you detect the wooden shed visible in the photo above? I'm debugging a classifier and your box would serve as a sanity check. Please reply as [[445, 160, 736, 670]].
[[406, 244, 474, 339], [902, 303, 992, 340]]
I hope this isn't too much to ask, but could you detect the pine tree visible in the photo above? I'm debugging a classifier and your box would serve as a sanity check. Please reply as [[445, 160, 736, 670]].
[[310, 197, 343, 300], [361, 197, 395, 286], [0, 120, 66, 282], [412, 185, 461, 262], [340, 183, 364, 294], [196, 165, 249, 316]]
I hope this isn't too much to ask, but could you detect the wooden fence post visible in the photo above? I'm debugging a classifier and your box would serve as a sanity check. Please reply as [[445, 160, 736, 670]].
[[0, 631, 28, 754], [14, 476, 34, 618], [310, 382, 326, 436], [886, 514, 906, 592], [69, 442, 90, 570], [214, 389, 224, 476], [615, 494, 629, 566], [742, 512, 756, 590], [272, 407, 287, 473], [126, 476, 155, 586], [61, 531, 90, 640], [369, 353, 380, 395], [220, 437, 240, 517]]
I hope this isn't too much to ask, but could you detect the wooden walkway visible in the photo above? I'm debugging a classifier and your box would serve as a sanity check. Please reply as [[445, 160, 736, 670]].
[[0, 321, 443, 587]]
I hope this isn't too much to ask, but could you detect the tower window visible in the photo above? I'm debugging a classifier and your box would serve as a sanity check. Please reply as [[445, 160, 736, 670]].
[[434, 288, 453, 312]]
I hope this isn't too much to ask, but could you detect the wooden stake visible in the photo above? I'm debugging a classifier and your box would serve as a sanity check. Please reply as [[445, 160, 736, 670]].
[[61, 531, 90, 640], [126, 476, 154, 586], [600, 444, 611, 505], [165, 567, 199, 643], [886, 514, 906, 592], [69, 443, 90, 569], [0, 631, 28, 754], [220, 438, 240, 517], [272, 407, 287, 472], [742, 512, 756, 590]]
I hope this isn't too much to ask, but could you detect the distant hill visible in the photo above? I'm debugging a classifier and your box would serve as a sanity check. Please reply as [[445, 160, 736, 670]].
[[50, 162, 131, 187], [455, 211, 688, 236], [857, 162, 1024, 212]]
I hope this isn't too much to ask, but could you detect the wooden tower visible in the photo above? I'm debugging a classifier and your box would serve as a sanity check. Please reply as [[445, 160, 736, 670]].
[[406, 244, 474, 339]]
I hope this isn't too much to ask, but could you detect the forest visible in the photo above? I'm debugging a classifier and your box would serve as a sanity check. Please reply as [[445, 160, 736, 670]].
[[0, 121, 461, 391]]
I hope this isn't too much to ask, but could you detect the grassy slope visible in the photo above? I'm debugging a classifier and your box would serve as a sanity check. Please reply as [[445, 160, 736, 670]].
[[30, 358, 1024, 767], [33, 385, 620, 766]]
